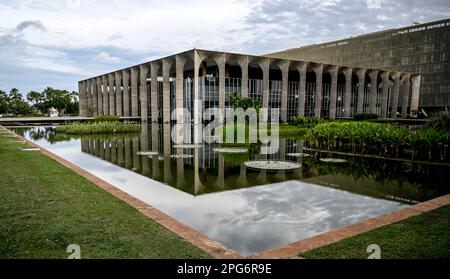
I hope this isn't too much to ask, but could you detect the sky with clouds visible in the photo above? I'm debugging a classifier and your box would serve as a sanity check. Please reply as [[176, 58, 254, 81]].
[[0, 0, 449, 94]]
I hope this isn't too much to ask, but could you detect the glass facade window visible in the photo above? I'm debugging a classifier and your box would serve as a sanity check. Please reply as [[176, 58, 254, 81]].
[[305, 82, 316, 117], [269, 80, 282, 110], [351, 84, 358, 117], [249, 79, 263, 101], [287, 81, 299, 120], [363, 84, 371, 114], [200, 76, 219, 118], [336, 84, 345, 118], [225, 78, 242, 108], [321, 83, 331, 118]]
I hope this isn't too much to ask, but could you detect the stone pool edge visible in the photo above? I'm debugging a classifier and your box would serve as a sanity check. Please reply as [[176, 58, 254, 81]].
[[1, 125, 240, 259], [3, 125, 450, 260]]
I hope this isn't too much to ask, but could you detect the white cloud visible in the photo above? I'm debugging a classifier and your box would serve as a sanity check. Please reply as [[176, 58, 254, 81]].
[[0, 0, 449, 94], [94, 52, 121, 64]]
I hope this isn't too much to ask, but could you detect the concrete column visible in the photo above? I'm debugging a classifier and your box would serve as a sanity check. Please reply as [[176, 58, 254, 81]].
[[115, 71, 123, 117], [380, 71, 390, 118], [238, 56, 249, 98], [92, 79, 98, 117], [280, 60, 289, 123], [78, 81, 87, 116], [176, 56, 186, 124], [108, 73, 115, 116], [260, 59, 270, 109], [369, 71, 379, 114], [390, 72, 401, 118], [96, 77, 103, 116], [313, 64, 323, 117], [297, 62, 307, 117], [329, 66, 338, 119], [193, 50, 202, 144], [401, 74, 411, 117], [140, 64, 150, 122], [343, 68, 352, 117], [356, 69, 366, 115], [162, 59, 172, 123], [102, 75, 109, 115], [130, 67, 139, 117], [217, 55, 226, 117], [150, 62, 160, 122], [410, 75, 421, 116], [86, 79, 92, 116], [122, 70, 130, 117]]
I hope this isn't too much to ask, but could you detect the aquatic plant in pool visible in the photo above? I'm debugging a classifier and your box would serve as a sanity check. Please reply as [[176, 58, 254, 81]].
[[306, 121, 450, 162], [55, 122, 140, 135], [244, 160, 302, 171]]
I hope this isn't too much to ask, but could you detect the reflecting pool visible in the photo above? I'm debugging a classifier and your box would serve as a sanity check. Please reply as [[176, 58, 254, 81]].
[[12, 125, 450, 256]]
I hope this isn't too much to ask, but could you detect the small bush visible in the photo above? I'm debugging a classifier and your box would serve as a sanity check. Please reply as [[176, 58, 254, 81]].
[[290, 116, 327, 126], [353, 113, 379, 121], [55, 122, 140, 135], [93, 115, 120, 123], [426, 112, 450, 131]]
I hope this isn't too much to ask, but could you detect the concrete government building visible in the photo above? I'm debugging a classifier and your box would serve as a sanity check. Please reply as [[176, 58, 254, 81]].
[[78, 21, 450, 123]]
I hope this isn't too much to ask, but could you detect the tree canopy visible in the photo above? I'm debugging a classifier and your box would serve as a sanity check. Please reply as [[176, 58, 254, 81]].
[[0, 87, 79, 117]]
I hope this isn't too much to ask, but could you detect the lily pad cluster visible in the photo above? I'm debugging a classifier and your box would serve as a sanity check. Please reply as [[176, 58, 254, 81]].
[[213, 148, 248, 154], [319, 158, 348, 164], [244, 160, 302, 171], [170, 154, 194, 159], [286, 153, 311, 158]]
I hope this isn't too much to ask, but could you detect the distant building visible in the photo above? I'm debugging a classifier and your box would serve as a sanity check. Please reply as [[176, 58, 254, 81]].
[[268, 18, 450, 113]]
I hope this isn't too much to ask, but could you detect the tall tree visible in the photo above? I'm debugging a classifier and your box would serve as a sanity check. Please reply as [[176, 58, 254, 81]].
[[0, 90, 10, 115]]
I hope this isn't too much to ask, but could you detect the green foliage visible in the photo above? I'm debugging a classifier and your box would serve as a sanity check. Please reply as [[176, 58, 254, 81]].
[[55, 122, 140, 135], [306, 121, 450, 162], [37, 87, 79, 115], [93, 115, 120, 123], [426, 112, 450, 131], [353, 113, 379, 121], [228, 92, 262, 110], [290, 116, 327, 126], [7, 88, 32, 116], [0, 87, 79, 117]]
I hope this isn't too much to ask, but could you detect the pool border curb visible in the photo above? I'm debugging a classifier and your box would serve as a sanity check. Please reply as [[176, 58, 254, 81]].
[[3, 125, 450, 260]]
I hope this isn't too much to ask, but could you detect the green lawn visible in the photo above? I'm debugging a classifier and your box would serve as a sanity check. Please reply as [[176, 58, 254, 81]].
[[301, 205, 450, 259], [0, 130, 210, 259]]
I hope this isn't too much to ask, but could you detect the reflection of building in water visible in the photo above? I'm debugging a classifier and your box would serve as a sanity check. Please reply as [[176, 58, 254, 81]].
[[79, 122, 440, 202]]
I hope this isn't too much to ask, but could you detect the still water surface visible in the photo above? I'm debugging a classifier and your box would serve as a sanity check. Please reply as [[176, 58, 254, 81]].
[[13, 125, 450, 256]]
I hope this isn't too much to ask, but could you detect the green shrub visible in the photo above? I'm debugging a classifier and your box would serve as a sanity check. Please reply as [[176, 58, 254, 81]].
[[55, 122, 140, 135], [93, 115, 120, 123], [290, 116, 327, 126], [426, 112, 450, 131], [353, 113, 379, 121]]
